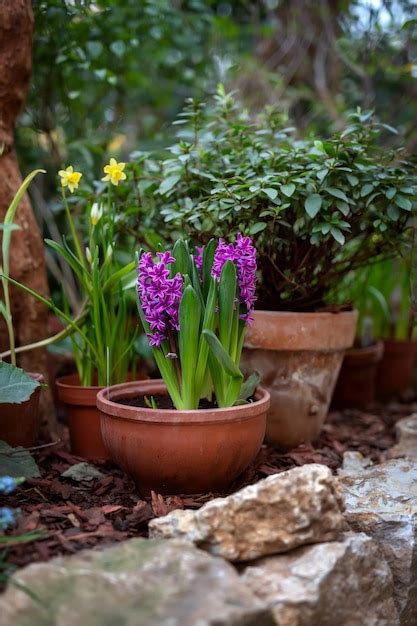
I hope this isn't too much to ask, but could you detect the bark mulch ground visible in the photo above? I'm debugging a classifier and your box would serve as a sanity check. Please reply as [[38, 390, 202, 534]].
[[1, 396, 416, 581]]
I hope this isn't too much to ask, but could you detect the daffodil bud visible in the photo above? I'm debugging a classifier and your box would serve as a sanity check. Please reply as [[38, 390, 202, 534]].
[[85, 246, 92, 265], [90, 202, 103, 226], [106, 244, 113, 261]]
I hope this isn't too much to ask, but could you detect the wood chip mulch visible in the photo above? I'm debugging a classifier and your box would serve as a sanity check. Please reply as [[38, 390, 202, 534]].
[[1, 396, 416, 582]]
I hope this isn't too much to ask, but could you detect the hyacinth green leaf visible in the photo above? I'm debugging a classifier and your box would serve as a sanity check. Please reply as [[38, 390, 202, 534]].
[[202, 238, 216, 299], [179, 285, 201, 408], [103, 260, 136, 292], [190, 258, 204, 309], [0, 362, 40, 404], [203, 330, 243, 379], [194, 277, 217, 398], [219, 260, 237, 353], [172, 239, 191, 277], [239, 371, 261, 401]]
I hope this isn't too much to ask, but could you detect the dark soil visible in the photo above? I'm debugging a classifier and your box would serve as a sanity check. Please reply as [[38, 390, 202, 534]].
[[1, 395, 415, 584], [117, 394, 255, 410]]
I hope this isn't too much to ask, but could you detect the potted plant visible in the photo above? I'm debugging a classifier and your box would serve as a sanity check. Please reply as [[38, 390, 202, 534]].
[[125, 88, 416, 448], [1, 161, 139, 459], [97, 237, 270, 495], [0, 171, 45, 447]]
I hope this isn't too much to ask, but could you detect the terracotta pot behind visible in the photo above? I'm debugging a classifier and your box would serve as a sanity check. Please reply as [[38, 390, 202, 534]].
[[97, 379, 270, 495], [332, 341, 384, 409], [56, 374, 108, 460], [0, 372, 43, 448], [377, 339, 417, 398], [242, 310, 358, 450]]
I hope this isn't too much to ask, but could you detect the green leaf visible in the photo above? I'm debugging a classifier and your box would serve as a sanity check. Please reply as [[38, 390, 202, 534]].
[[325, 187, 350, 203], [0, 362, 39, 404], [179, 285, 201, 408], [239, 371, 261, 401], [336, 200, 349, 216], [203, 330, 243, 379], [305, 194, 322, 218], [281, 183, 295, 197], [394, 195, 412, 211], [202, 239, 216, 300], [330, 227, 345, 245], [172, 239, 191, 277], [263, 188, 277, 201], [219, 260, 237, 352], [249, 222, 267, 234], [0, 441, 40, 478], [347, 174, 359, 186], [360, 183, 374, 197], [158, 173, 181, 195], [385, 187, 396, 200], [387, 205, 400, 221]]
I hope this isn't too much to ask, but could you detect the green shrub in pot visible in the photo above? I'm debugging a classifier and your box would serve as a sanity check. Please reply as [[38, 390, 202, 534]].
[[125, 87, 417, 448]]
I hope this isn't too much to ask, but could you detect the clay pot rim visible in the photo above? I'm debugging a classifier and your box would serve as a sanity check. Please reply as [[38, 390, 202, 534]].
[[245, 308, 358, 351], [97, 379, 270, 424], [344, 340, 384, 363], [56, 373, 103, 392]]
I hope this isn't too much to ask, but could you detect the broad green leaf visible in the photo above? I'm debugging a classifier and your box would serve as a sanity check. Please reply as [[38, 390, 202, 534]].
[[219, 260, 237, 352], [385, 187, 396, 200], [249, 222, 267, 234], [281, 183, 295, 197], [305, 194, 322, 218], [172, 239, 191, 277], [263, 187, 277, 201], [330, 227, 345, 245], [202, 239, 216, 300], [0, 441, 40, 478], [158, 173, 180, 195], [361, 183, 374, 197], [395, 195, 412, 211], [0, 362, 39, 404], [325, 187, 350, 203], [347, 174, 359, 186]]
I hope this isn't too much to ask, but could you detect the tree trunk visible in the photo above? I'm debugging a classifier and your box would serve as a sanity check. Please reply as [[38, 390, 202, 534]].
[[0, 0, 57, 432]]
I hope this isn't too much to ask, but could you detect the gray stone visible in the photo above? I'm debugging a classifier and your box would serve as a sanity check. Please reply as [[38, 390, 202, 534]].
[[338, 457, 417, 625], [388, 413, 417, 461], [0, 538, 275, 626], [149, 464, 345, 562], [242, 532, 399, 626]]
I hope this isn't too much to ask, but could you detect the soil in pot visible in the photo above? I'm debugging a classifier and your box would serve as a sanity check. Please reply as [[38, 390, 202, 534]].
[[241, 309, 358, 450], [377, 338, 417, 398], [332, 341, 384, 409], [0, 372, 44, 447], [97, 379, 270, 495]]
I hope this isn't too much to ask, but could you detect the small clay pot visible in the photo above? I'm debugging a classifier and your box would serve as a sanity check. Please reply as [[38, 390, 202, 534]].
[[0, 372, 44, 447], [97, 379, 270, 495], [241, 309, 358, 449], [332, 341, 384, 409], [56, 374, 109, 460], [377, 339, 417, 398]]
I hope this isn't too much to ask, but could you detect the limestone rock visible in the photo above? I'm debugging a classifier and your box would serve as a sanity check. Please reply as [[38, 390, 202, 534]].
[[0, 538, 275, 626], [338, 457, 417, 625], [242, 532, 399, 626], [388, 413, 417, 460], [149, 464, 345, 561]]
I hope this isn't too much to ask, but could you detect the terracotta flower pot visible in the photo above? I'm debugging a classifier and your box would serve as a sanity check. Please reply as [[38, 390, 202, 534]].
[[0, 372, 44, 448], [56, 374, 109, 460], [96, 379, 270, 495], [377, 339, 417, 398], [332, 341, 384, 409], [241, 309, 358, 449]]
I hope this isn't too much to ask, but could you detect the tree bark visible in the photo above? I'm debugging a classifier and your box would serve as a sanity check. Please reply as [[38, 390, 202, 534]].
[[0, 0, 56, 431]]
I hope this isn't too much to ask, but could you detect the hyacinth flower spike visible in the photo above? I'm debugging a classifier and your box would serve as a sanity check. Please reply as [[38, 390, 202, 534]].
[[136, 236, 258, 410]]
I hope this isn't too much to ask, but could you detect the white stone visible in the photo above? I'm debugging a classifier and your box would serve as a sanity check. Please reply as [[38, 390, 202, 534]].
[[149, 464, 345, 561], [242, 532, 399, 626]]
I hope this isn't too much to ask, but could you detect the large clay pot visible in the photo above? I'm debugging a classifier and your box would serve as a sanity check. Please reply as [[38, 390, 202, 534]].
[[0, 372, 44, 447], [377, 339, 417, 398], [332, 341, 384, 409], [241, 310, 357, 449], [56, 374, 109, 460], [97, 379, 270, 495]]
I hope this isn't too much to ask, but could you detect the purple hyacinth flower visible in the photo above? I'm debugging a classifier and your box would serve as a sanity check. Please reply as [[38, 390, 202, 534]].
[[211, 234, 257, 322], [137, 251, 183, 348], [194, 245, 204, 271]]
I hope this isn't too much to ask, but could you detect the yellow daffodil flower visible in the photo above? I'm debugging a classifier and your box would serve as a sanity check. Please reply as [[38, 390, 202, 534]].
[[58, 166, 82, 193], [102, 158, 127, 186]]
